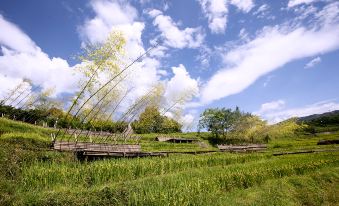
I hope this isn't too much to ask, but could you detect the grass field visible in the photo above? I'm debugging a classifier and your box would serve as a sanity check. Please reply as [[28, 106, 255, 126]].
[[0, 117, 338, 205]]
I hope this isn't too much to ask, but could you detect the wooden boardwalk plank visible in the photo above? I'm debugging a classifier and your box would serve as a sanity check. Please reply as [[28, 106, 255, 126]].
[[217, 144, 267, 152], [53, 141, 141, 153]]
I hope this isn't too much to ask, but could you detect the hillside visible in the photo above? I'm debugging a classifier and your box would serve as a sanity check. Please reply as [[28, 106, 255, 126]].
[[0, 117, 339, 205], [299, 110, 339, 122], [298, 110, 339, 132]]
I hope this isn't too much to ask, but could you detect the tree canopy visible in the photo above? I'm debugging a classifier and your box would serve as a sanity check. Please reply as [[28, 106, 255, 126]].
[[198, 107, 243, 138], [132, 106, 181, 134]]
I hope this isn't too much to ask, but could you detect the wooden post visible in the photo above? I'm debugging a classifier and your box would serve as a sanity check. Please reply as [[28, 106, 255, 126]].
[[50, 133, 56, 142], [89, 129, 92, 143], [54, 120, 58, 129]]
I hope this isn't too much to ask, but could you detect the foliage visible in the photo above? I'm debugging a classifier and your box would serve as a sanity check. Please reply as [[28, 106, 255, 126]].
[[299, 110, 339, 133], [132, 106, 182, 134], [89, 120, 127, 133], [198, 107, 241, 138], [198, 107, 267, 144], [0, 105, 49, 124], [73, 31, 127, 124], [266, 118, 307, 139], [0, 118, 339, 205], [199, 107, 310, 144]]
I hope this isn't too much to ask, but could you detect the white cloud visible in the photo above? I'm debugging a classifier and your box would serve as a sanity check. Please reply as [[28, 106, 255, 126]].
[[314, 1, 339, 26], [256, 100, 339, 124], [255, 100, 286, 114], [253, 4, 269, 15], [79, 0, 139, 45], [79, 0, 201, 124], [180, 113, 196, 131], [79, 0, 144, 58], [288, 0, 320, 8], [0, 15, 38, 54], [304, 56, 321, 68], [148, 9, 162, 18], [149, 45, 168, 58], [253, 4, 273, 19], [164, 64, 199, 102], [198, 0, 254, 34], [0, 15, 79, 97], [293, 4, 318, 21], [148, 9, 204, 48], [199, 2, 339, 104], [91, 0, 137, 25], [230, 0, 254, 12], [198, 0, 228, 34], [238, 28, 249, 40], [0, 74, 23, 100], [196, 45, 213, 68], [79, 0, 163, 111], [163, 64, 199, 129], [263, 75, 274, 87]]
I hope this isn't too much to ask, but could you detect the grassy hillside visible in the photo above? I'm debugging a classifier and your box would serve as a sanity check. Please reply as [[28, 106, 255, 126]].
[[0, 117, 338, 205], [299, 110, 339, 132]]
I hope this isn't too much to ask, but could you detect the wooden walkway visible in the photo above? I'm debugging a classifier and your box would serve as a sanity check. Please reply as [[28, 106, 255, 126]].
[[217, 144, 267, 152], [273, 148, 339, 156], [52, 142, 271, 159], [53, 141, 141, 152], [155, 136, 197, 143], [53, 141, 165, 158]]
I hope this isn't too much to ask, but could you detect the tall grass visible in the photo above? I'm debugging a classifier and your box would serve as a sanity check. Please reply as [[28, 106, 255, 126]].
[[215, 167, 339, 205], [16, 152, 338, 205], [21, 153, 268, 191], [1, 118, 339, 205], [118, 153, 338, 206], [0, 117, 53, 138]]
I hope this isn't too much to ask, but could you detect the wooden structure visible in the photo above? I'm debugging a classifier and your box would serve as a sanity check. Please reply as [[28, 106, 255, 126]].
[[217, 144, 267, 152], [53, 141, 166, 158], [155, 136, 197, 143], [273, 148, 339, 156], [53, 141, 141, 152], [50, 123, 147, 159], [317, 139, 339, 145], [65, 129, 112, 137]]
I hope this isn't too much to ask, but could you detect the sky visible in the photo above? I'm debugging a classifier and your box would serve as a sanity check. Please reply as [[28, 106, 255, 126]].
[[0, 0, 339, 130]]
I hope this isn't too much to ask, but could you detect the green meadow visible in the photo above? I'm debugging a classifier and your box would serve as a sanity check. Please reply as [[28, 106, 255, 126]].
[[0, 117, 338, 205]]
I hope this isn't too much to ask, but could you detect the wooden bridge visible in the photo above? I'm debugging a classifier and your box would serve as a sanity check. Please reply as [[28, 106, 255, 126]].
[[155, 136, 198, 143], [53, 141, 166, 159], [217, 144, 267, 152]]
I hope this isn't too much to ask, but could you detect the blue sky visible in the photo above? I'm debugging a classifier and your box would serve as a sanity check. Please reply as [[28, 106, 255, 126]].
[[0, 0, 338, 130]]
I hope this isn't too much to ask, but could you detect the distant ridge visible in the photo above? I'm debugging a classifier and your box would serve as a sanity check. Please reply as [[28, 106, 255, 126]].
[[298, 110, 339, 122]]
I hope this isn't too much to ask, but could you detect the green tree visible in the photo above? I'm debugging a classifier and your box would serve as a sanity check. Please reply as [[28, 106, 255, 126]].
[[198, 108, 237, 138], [132, 106, 181, 134], [231, 114, 267, 142]]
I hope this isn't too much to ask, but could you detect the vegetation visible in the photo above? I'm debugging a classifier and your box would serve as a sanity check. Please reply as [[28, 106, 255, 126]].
[[299, 110, 339, 133], [1, 19, 338, 206], [0, 117, 338, 205], [132, 106, 181, 134], [198, 107, 309, 145]]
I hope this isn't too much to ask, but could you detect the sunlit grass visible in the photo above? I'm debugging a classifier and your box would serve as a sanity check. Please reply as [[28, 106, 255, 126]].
[[1, 117, 338, 205]]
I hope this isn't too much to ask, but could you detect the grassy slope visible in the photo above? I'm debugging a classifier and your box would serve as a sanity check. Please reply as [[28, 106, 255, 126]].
[[0, 117, 338, 205]]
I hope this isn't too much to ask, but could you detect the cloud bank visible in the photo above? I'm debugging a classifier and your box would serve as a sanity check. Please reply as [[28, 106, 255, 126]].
[[199, 2, 339, 104], [256, 99, 339, 124], [0, 15, 79, 97]]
